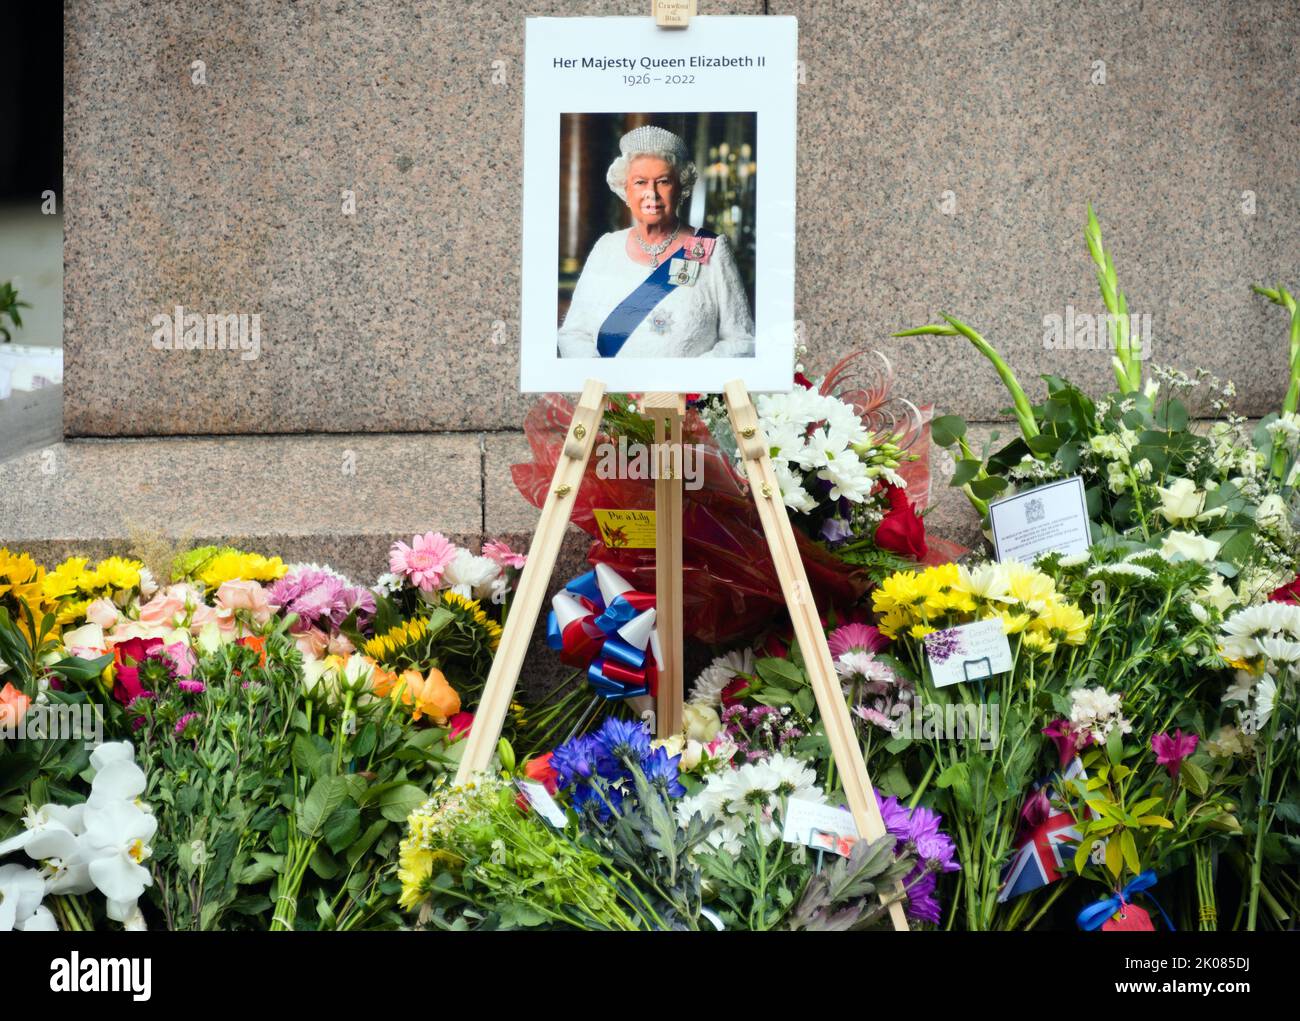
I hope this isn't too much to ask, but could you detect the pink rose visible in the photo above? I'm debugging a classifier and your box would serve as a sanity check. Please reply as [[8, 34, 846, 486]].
[[294, 626, 330, 660], [162, 641, 198, 680], [214, 580, 278, 634], [190, 603, 236, 636], [137, 588, 188, 629], [85, 599, 121, 630]]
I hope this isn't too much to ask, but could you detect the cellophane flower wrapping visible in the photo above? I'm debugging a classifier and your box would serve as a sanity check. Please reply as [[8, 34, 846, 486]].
[[511, 390, 954, 644]]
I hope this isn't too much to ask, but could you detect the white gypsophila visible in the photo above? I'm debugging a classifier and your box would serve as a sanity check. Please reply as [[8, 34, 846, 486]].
[[1069, 686, 1133, 742], [689, 648, 756, 707], [442, 549, 501, 600]]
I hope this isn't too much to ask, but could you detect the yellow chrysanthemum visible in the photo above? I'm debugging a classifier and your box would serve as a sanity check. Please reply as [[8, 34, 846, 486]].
[[0, 548, 46, 607], [1020, 629, 1058, 655], [1036, 602, 1092, 646], [909, 623, 937, 639], [43, 557, 91, 601], [196, 551, 286, 589], [996, 610, 1033, 635], [86, 556, 144, 593], [1003, 562, 1058, 612]]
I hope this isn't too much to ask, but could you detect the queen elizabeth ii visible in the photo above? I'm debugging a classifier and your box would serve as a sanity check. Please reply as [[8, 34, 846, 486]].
[[558, 125, 755, 359]]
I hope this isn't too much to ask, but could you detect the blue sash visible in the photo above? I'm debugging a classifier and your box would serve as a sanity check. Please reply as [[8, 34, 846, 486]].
[[596, 229, 717, 358]]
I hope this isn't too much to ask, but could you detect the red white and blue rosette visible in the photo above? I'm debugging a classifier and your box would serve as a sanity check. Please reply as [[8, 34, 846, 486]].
[[546, 563, 662, 700]]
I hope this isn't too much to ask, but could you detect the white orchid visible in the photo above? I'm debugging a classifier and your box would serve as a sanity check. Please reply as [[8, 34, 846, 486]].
[[0, 864, 58, 931]]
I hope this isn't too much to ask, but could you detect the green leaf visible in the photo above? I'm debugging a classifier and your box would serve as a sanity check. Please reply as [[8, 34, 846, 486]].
[[378, 783, 427, 823], [323, 803, 362, 854], [969, 475, 1009, 500], [1180, 760, 1209, 796], [930, 415, 967, 447], [298, 776, 351, 839], [950, 458, 983, 487], [755, 656, 805, 691], [1119, 829, 1140, 875]]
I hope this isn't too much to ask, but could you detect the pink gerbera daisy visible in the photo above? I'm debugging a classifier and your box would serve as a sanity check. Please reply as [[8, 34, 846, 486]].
[[389, 532, 458, 592], [827, 622, 888, 659], [482, 540, 527, 570]]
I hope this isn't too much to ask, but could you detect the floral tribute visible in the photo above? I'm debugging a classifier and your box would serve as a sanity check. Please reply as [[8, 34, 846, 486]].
[[2, 207, 1299, 932]]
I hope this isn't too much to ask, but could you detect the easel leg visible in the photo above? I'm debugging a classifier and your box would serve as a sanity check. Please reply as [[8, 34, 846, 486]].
[[644, 392, 685, 738], [724, 380, 911, 932], [454, 380, 606, 785]]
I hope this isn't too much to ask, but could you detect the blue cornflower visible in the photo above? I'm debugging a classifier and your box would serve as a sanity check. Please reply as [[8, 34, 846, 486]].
[[551, 734, 609, 789], [593, 716, 652, 765], [639, 746, 685, 799], [571, 777, 624, 821]]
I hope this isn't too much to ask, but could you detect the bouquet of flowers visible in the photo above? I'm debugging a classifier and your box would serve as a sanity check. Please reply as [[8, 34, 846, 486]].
[[904, 207, 1299, 606]]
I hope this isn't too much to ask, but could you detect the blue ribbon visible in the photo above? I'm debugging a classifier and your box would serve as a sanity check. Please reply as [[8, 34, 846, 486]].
[[546, 571, 654, 702], [595, 229, 717, 358], [1077, 870, 1176, 931]]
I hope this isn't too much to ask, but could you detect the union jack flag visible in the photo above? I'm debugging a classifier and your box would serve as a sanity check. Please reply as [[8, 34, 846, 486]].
[[997, 757, 1092, 903]]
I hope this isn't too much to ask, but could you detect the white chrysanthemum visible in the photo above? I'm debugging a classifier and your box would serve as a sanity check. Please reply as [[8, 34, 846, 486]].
[[1256, 675, 1277, 725], [1086, 562, 1158, 584], [1057, 552, 1091, 568], [442, 550, 501, 600], [766, 752, 824, 803], [689, 648, 756, 707], [1221, 671, 1255, 706], [958, 562, 1013, 603], [1258, 635, 1300, 666], [772, 461, 816, 514]]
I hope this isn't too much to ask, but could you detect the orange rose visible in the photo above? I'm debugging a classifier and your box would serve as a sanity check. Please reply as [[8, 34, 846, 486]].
[[0, 682, 32, 729], [386, 666, 461, 725], [369, 662, 400, 699]]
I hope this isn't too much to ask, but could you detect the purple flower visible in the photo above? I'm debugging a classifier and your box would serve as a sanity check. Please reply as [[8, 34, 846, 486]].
[[915, 831, 961, 874], [923, 627, 962, 665], [174, 712, 200, 738], [820, 516, 853, 545], [268, 567, 375, 631], [903, 870, 942, 924], [178, 679, 206, 694]]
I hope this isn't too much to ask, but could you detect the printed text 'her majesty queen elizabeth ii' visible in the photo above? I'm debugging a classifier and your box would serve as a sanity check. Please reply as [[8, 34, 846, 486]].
[[553, 55, 763, 71]]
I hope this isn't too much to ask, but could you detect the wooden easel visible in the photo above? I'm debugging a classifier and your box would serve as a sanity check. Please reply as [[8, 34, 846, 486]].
[[455, 378, 910, 931]]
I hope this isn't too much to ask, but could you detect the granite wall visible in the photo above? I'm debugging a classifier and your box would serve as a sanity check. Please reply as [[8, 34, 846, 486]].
[[64, 0, 1300, 438]]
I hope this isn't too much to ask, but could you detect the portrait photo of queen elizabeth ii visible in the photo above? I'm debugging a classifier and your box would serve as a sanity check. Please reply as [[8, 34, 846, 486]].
[[557, 117, 756, 361], [521, 17, 797, 394]]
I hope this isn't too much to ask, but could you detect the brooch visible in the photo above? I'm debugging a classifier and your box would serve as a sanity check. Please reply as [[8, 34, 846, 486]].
[[681, 236, 716, 263]]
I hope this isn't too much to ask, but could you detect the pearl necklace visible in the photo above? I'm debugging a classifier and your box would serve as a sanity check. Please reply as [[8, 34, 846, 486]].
[[633, 225, 680, 268]]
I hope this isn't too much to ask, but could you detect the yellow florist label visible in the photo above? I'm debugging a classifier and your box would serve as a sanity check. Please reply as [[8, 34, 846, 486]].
[[593, 509, 656, 549]]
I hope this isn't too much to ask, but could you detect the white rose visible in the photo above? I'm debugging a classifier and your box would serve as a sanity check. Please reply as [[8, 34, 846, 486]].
[[1196, 573, 1237, 613], [1256, 494, 1290, 534], [1160, 530, 1221, 563], [1155, 478, 1206, 524], [683, 702, 722, 743]]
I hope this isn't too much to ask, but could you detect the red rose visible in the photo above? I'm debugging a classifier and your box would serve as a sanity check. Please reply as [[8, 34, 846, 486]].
[[111, 637, 163, 706], [448, 711, 474, 742], [874, 485, 927, 560], [1270, 574, 1300, 604], [794, 371, 815, 390]]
